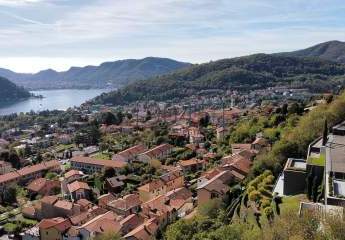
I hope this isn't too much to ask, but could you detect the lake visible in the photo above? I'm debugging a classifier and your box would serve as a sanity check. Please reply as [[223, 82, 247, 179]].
[[0, 89, 111, 115]]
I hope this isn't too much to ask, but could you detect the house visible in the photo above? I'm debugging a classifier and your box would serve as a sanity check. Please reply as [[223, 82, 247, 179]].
[[76, 199, 93, 211], [221, 152, 252, 176], [105, 176, 126, 193], [251, 137, 269, 151], [197, 170, 232, 205], [282, 158, 307, 195], [97, 193, 117, 208], [216, 127, 227, 141], [165, 187, 193, 218], [64, 170, 85, 184], [120, 214, 144, 235], [112, 144, 147, 163], [123, 218, 159, 240], [70, 156, 126, 174], [160, 169, 185, 192], [137, 144, 173, 163], [68, 206, 107, 227], [178, 159, 205, 174], [38, 217, 71, 240], [106, 194, 142, 216], [141, 195, 177, 227], [0, 160, 61, 190], [78, 211, 122, 240], [231, 144, 252, 154], [0, 171, 21, 190], [18, 160, 61, 184], [27, 178, 61, 197], [137, 179, 165, 202], [189, 127, 204, 144], [0, 160, 12, 174], [67, 181, 91, 201]]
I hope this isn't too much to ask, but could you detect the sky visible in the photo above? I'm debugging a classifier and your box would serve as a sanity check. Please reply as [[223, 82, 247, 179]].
[[0, 0, 344, 73]]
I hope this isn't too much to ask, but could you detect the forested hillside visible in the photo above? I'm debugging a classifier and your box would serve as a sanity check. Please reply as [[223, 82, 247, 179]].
[[0, 77, 31, 102], [93, 54, 345, 105], [0, 57, 190, 89], [279, 40, 345, 63]]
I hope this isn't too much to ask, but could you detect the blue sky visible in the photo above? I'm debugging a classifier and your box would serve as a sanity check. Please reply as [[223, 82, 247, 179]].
[[0, 0, 344, 72]]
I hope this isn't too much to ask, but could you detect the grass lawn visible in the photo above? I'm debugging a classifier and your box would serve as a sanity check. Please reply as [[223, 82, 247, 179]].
[[92, 152, 111, 160], [55, 143, 75, 152], [307, 153, 325, 166], [279, 194, 307, 215]]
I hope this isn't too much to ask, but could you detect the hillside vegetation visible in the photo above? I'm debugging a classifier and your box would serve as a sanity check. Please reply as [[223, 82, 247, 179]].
[[279, 40, 345, 63], [93, 54, 345, 105], [0, 77, 31, 102], [0, 57, 190, 89]]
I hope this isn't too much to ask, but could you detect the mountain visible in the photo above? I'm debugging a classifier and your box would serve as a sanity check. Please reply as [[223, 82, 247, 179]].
[[93, 54, 345, 105], [0, 76, 31, 102], [278, 40, 345, 63], [0, 57, 191, 90]]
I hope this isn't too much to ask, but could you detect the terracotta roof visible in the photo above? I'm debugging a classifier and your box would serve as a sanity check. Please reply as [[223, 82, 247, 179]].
[[0, 171, 20, 184], [124, 218, 158, 240], [197, 171, 231, 194], [252, 137, 268, 146], [178, 159, 205, 167], [39, 217, 71, 232], [165, 187, 192, 201], [65, 170, 84, 179], [112, 144, 147, 161], [22, 206, 36, 217], [231, 144, 252, 153], [106, 176, 125, 188], [67, 181, 91, 193], [71, 156, 126, 169], [107, 194, 141, 211], [120, 214, 144, 232], [76, 198, 92, 208], [160, 169, 183, 183], [140, 144, 173, 159], [41, 195, 58, 205], [80, 211, 121, 234], [54, 200, 73, 211], [18, 160, 60, 176], [27, 178, 47, 192], [137, 179, 164, 193]]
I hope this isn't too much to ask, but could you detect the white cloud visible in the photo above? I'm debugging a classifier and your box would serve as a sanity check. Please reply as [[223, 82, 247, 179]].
[[0, 0, 344, 72]]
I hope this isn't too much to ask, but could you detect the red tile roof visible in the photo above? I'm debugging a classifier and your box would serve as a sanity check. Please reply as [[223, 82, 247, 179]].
[[71, 156, 126, 169], [137, 179, 164, 193], [39, 217, 71, 232], [178, 159, 205, 167], [64, 170, 84, 179], [67, 181, 90, 193], [107, 194, 141, 211]]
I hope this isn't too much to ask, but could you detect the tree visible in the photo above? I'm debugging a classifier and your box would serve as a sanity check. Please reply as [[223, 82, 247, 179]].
[[101, 112, 117, 125]]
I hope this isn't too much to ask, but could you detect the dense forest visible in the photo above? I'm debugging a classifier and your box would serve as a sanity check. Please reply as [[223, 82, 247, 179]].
[[0, 57, 190, 89], [93, 54, 345, 105], [0, 76, 31, 102], [278, 40, 345, 64]]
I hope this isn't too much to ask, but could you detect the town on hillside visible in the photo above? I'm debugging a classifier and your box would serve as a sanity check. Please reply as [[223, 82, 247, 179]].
[[0, 88, 343, 240]]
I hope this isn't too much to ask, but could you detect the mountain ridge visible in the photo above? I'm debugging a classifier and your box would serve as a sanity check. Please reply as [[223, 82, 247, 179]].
[[92, 53, 345, 106], [277, 40, 345, 63], [0, 57, 191, 90]]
